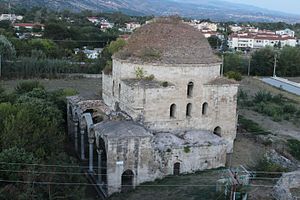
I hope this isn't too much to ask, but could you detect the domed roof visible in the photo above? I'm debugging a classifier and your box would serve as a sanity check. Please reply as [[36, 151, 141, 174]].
[[115, 17, 221, 65]]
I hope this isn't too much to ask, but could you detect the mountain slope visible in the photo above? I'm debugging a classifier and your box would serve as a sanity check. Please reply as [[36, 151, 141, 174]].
[[6, 0, 300, 23]]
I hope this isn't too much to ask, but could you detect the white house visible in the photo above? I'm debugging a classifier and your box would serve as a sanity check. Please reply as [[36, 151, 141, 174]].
[[0, 14, 23, 21], [276, 29, 295, 37], [229, 32, 297, 50]]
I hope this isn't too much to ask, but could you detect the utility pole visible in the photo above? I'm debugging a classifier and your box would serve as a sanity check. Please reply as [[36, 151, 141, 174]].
[[247, 55, 251, 76], [273, 54, 277, 77]]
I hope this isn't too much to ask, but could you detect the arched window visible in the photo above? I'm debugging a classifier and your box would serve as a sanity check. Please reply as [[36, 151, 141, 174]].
[[112, 80, 115, 96], [213, 126, 221, 137], [202, 102, 208, 115], [170, 104, 176, 118], [186, 103, 192, 117], [173, 162, 180, 175], [121, 170, 134, 192], [187, 82, 194, 97], [118, 84, 121, 98]]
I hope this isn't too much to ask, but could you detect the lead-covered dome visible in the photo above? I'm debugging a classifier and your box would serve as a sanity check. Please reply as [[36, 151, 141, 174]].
[[114, 17, 221, 65]]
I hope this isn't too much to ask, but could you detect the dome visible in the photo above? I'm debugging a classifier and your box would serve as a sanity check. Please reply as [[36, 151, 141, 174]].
[[114, 17, 221, 65]]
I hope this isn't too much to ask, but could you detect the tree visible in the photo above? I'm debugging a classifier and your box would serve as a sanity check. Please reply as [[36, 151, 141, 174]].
[[0, 35, 16, 60], [251, 47, 275, 76], [207, 36, 221, 49], [277, 46, 300, 76], [223, 52, 247, 74]]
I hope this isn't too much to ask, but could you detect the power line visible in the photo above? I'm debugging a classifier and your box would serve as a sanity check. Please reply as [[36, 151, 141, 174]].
[[0, 179, 277, 188]]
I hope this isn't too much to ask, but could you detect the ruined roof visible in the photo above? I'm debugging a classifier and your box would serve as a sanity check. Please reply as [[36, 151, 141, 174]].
[[153, 130, 227, 151], [114, 17, 221, 65], [205, 77, 238, 85], [94, 121, 151, 138], [122, 78, 174, 89]]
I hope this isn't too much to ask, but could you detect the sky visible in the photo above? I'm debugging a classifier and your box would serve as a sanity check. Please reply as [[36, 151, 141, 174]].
[[225, 0, 300, 15]]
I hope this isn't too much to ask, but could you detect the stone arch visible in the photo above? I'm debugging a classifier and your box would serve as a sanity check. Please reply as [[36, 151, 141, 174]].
[[187, 82, 194, 97], [186, 103, 192, 117], [79, 113, 94, 160], [173, 162, 180, 175], [213, 126, 221, 137], [95, 136, 107, 187], [121, 169, 134, 192], [170, 104, 176, 118], [202, 102, 208, 115]]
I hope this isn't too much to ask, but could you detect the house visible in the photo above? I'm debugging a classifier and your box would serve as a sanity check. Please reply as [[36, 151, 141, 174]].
[[87, 17, 100, 24], [100, 20, 114, 31], [276, 28, 295, 37], [74, 48, 103, 59], [228, 32, 297, 50], [13, 23, 45, 31], [125, 22, 141, 32], [0, 14, 23, 22]]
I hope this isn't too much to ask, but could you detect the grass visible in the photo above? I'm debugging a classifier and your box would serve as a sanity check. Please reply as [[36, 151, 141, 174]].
[[239, 89, 300, 124], [109, 170, 226, 200], [238, 115, 272, 135]]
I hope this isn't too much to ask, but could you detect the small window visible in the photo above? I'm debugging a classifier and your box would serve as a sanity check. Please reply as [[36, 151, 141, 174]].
[[187, 82, 194, 97], [186, 103, 192, 117], [213, 126, 221, 137], [118, 84, 121, 98], [202, 102, 208, 115], [170, 104, 176, 118], [112, 81, 115, 96]]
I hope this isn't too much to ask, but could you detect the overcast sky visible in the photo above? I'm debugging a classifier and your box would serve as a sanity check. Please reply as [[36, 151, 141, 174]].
[[225, 0, 300, 14]]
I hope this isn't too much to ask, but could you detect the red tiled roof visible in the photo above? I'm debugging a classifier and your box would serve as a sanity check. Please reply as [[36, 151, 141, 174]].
[[14, 23, 44, 27]]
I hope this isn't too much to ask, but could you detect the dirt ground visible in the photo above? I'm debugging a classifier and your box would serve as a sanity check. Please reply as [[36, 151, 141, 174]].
[[0, 77, 102, 99], [286, 77, 300, 83], [239, 77, 300, 141]]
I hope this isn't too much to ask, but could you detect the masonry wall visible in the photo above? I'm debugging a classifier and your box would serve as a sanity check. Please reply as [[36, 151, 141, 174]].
[[157, 144, 227, 175], [106, 136, 160, 195]]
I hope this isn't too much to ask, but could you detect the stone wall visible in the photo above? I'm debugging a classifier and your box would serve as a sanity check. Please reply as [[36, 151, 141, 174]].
[[105, 136, 160, 195]]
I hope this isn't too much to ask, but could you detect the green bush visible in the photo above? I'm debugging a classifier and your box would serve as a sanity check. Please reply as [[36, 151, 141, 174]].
[[283, 104, 297, 114], [255, 157, 287, 177], [287, 139, 300, 161], [15, 81, 44, 95], [224, 71, 242, 81], [238, 116, 271, 135], [254, 91, 273, 103]]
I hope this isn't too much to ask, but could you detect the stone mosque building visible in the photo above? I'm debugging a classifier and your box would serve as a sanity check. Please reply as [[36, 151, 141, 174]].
[[67, 18, 239, 196]]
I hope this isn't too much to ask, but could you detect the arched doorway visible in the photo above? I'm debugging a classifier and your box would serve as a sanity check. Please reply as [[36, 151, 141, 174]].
[[213, 126, 221, 137], [121, 170, 134, 192], [173, 162, 180, 175]]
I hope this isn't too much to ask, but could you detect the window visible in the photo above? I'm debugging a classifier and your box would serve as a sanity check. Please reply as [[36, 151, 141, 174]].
[[187, 82, 194, 97], [170, 104, 176, 118], [213, 126, 221, 137], [202, 102, 208, 115], [186, 103, 192, 117], [118, 84, 121, 98], [112, 81, 115, 96]]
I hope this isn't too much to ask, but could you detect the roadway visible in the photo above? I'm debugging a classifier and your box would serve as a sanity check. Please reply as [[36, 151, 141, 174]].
[[261, 77, 300, 96]]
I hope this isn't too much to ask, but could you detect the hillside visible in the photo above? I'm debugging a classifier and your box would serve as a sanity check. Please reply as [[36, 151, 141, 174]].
[[4, 0, 300, 23]]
